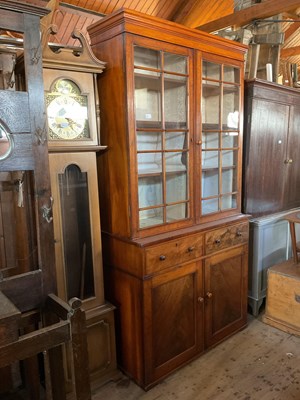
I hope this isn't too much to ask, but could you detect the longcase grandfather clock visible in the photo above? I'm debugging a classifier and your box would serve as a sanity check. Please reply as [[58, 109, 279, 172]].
[[42, 26, 118, 389]]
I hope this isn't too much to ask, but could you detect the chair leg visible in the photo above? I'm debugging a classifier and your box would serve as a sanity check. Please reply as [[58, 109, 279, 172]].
[[289, 221, 299, 264]]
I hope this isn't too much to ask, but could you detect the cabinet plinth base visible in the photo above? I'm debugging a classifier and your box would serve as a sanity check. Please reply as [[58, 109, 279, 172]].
[[85, 302, 120, 390]]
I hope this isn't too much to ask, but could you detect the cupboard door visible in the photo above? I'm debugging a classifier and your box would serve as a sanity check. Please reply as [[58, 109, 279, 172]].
[[201, 59, 242, 217], [129, 38, 193, 236], [144, 262, 203, 387], [204, 246, 248, 348], [243, 98, 289, 216], [284, 105, 300, 210]]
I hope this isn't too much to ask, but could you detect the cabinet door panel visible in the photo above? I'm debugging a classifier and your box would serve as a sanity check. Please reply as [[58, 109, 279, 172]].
[[243, 98, 288, 216], [204, 246, 248, 348], [284, 106, 300, 210], [144, 262, 203, 386]]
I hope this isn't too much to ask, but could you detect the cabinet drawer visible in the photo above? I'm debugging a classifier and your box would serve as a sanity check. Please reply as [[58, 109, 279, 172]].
[[145, 234, 203, 274], [205, 223, 248, 255]]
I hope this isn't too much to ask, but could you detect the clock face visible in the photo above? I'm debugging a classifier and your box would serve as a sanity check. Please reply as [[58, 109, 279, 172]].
[[46, 78, 89, 140]]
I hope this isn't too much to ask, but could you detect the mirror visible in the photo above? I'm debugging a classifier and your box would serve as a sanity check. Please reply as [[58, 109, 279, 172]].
[[0, 122, 13, 160]]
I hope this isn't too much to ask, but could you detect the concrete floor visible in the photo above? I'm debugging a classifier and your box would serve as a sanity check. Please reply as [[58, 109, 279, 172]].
[[92, 314, 300, 400]]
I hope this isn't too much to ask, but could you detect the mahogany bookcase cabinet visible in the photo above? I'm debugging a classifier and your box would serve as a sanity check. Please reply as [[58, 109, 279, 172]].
[[88, 9, 249, 390]]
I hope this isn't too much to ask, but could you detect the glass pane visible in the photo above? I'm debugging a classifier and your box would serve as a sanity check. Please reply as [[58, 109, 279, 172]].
[[0, 171, 38, 278], [202, 132, 219, 149], [139, 207, 163, 228], [222, 131, 238, 148], [166, 171, 187, 202], [223, 84, 239, 129], [222, 150, 237, 168], [222, 168, 237, 194], [166, 152, 186, 172], [137, 131, 162, 151], [202, 150, 219, 168], [224, 66, 240, 83], [59, 164, 95, 301], [166, 203, 187, 222], [134, 46, 160, 69], [202, 170, 219, 197], [202, 80, 220, 127], [135, 70, 161, 127], [202, 198, 219, 215], [164, 74, 187, 129], [138, 175, 163, 207], [202, 61, 221, 80], [165, 131, 187, 150], [164, 52, 187, 74], [0, 122, 13, 160], [138, 152, 162, 174], [221, 194, 237, 210]]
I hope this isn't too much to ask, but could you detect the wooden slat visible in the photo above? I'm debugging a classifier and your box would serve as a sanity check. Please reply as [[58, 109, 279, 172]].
[[0, 270, 42, 312], [197, 0, 300, 32], [0, 320, 70, 368], [284, 22, 300, 41]]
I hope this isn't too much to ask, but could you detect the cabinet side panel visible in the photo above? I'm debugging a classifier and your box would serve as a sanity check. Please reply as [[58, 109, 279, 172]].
[[92, 35, 131, 237], [103, 266, 144, 385]]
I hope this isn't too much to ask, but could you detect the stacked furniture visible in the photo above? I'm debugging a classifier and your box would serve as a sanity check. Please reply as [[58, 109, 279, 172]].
[[243, 79, 300, 315]]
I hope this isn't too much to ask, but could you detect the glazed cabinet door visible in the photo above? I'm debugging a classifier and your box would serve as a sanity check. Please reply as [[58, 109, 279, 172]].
[[127, 36, 194, 237], [143, 261, 203, 388], [200, 57, 243, 220], [204, 245, 248, 348]]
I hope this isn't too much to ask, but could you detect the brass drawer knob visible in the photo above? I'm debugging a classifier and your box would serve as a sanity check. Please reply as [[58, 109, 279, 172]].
[[206, 292, 213, 299], [197, 296, 204, 303], [214, 239, 221, 245], [159, 255, 166, 261], [188, 246, 195, 252], [236, 230, 242, 237]]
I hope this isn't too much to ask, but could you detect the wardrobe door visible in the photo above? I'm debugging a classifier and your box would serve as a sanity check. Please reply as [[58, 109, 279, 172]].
[[243, 97, 289, 217], [284, 105, 300, 211]]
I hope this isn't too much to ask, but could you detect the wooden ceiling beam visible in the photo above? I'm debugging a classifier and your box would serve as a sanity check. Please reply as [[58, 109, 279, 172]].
[[197, 0, 300, 32], [281, 45, 300, 57], [171, 0, 233, 28]]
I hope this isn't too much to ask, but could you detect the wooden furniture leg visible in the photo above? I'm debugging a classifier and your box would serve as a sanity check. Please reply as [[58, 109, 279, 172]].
[[285, 211, 300, 264]]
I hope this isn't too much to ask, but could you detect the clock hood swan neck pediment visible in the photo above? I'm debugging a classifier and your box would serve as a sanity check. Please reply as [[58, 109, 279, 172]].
[[42, 25, 106, 74]]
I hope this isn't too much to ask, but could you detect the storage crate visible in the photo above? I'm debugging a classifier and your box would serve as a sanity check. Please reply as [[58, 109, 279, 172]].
[[263, 260, 300, 335]]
